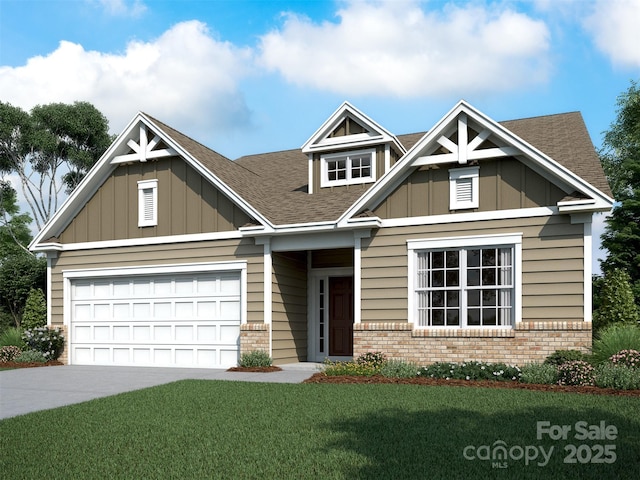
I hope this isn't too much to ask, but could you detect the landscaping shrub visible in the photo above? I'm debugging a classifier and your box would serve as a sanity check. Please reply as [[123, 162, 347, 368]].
[[356, 351, 387, 369], [323, 359, 380, 376], [592, 323, 640, 364], [22, 326, 64, 361], [14, 349, 46, 363], [0, 345, 22, 362], [593, 268, 640, 332], [594, 363, 640, 390], [21, 288, 47, 330], [418, 361, 521, 382], [239, 350, 272, 367], [379, 359, 419, 378], [543, 349, 584, 366], [557, 361, 595, 386], [609, 349, 640, 369], [0, 327, 26, 349], [520, 363, 559, 385]]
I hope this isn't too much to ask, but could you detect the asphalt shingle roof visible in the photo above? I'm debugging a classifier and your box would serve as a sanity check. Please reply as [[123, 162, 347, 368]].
[[147, 110, 611, 226]]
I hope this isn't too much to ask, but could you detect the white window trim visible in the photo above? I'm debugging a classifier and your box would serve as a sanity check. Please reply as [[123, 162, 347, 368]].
[[449, 166, 479, 210], [321, 148, 376, 188], [138, 179, 158, 227], [407, 233, 522, 328]]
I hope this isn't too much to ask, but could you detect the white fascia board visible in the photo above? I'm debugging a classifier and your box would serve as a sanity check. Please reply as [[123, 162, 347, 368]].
[[270, 230, 356, 252], [33, 230, 244, 252], [32, 242, 64, 252], [558, 200, 612, 214], [343, 216, 382, 228], [380, 206, 557, 228], [29, 113, 146, 250], [63, 260, 247, 279]]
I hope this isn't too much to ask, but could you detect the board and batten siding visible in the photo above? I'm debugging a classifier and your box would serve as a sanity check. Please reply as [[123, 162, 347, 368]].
[[271, 251, 308, 364], [58, 157, 252, 243], [360, 214, 584, 323], [373, 158, 568, 218], [49, 239, 264, 327]]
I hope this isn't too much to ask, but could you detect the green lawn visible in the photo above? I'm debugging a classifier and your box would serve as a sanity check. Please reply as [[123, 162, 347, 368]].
[[1, 381, 639, 479]]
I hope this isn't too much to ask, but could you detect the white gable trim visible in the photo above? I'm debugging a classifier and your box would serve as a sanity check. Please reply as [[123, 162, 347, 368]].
[[337, 101, 614, 227], [301, 101, 405, 155], [30, 113, 274, 250]]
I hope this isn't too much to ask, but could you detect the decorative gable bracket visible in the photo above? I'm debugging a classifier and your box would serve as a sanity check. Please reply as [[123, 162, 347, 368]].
[[414, 113, 520, 167], [111, 124, 178, 164]]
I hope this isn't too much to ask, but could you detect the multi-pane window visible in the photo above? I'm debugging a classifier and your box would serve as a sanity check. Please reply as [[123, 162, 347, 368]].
[[415, 245, 514, 328], [322, 150, 374, 186]]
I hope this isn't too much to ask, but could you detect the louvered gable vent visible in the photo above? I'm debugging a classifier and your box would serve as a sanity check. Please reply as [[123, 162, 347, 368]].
[[138, 179, 158, 227], [449, 166, 479, 210]]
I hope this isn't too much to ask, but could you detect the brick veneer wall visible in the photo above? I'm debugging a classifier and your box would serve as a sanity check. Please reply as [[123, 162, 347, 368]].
[[354, 321, 591, 365], [240, 323, 270, 357], [56, 325, 69, 364]]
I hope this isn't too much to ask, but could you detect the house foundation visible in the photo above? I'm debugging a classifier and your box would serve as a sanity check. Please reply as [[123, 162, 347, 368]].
[[353, 321, 592, 365]]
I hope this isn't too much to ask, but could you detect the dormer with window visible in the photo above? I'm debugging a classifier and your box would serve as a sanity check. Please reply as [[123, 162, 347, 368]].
[[301, 102, 406, 193]]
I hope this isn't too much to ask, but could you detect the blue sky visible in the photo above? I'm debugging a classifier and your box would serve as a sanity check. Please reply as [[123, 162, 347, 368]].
[[1, 0, 640, 268]]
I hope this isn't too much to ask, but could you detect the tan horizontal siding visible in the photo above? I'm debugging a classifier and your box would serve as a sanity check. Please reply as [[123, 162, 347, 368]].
[[49, 238, 264, 327], [271, 252, 307, 364], [360, 214, 584, 323]]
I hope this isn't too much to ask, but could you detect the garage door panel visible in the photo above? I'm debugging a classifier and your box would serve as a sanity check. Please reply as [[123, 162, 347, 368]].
[[70, 271, 241, 368]]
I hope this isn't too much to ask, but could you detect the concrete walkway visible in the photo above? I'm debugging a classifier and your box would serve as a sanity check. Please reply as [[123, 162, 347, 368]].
[[0, 363, 321, 420]]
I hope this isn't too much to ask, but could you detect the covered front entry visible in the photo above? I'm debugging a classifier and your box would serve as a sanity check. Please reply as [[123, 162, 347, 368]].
[[308, 255, 355, 362]]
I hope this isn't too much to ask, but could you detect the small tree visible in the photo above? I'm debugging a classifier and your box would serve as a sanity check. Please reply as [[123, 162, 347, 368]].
[[21, 288, 47, 330], [593, 268, 640, 332], [0, 253, 46, 327]]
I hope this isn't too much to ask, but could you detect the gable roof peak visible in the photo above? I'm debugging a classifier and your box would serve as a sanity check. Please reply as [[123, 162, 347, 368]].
[[301, 101, 405, 155]]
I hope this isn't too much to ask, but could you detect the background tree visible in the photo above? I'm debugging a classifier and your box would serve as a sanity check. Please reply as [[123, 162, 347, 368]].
[[0, 180, 32, 256], [0, 101, 113, 230], [600, 80, 640, 305]]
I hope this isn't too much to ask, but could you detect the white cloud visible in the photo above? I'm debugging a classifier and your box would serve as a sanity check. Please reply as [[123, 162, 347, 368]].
[[258, 0, 551, 97], [584, 0, 640, 68], [0, 21, 253, 137], [93, 0, 147, 17]]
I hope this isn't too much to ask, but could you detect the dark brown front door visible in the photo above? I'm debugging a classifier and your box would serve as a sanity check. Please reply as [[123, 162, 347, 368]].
[[329, 276, 354, 356]]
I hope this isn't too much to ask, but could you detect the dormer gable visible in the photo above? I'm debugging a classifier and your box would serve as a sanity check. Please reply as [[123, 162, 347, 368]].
[[301, 101, 406, 193]]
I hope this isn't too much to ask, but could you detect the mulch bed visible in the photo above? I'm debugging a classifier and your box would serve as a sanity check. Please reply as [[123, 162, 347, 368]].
[[3, 362, 638, 396], [226, 366, 283, 372], [303, 373, 640, 397], [0, 360, 64, 369]]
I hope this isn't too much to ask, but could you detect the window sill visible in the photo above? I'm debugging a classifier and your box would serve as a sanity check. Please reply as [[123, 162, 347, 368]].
[[411, 327, 515, 338]]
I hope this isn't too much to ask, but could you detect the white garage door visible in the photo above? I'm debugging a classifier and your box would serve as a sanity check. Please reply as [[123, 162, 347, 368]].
[[70, 271, 241, 368]]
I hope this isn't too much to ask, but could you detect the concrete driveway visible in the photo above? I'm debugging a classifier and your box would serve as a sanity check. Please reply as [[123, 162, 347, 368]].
[[0, 364, 318, 420]]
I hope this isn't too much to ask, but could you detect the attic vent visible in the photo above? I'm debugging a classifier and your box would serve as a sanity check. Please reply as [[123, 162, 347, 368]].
[[449, 167, 479, 210], [456, 178, 473, 203], [138, 179, 158, 227]]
